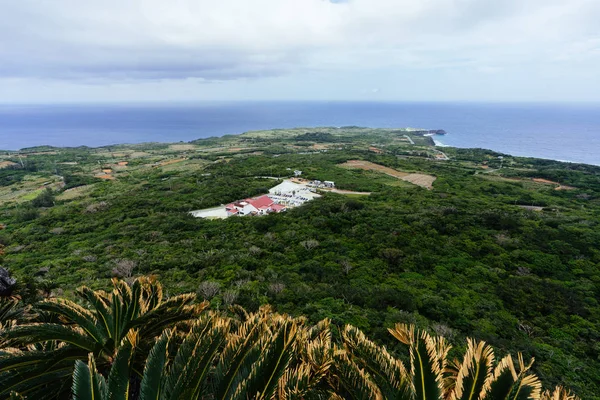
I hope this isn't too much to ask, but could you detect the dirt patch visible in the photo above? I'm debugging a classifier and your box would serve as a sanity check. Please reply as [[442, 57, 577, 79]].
[[0, 161, 17, 169], [97, 174, 115, 180], [532, 178, 558, 185], [532, 178, 576, 190], [339, 160, 436, 189], [401, 174, 437, 189]]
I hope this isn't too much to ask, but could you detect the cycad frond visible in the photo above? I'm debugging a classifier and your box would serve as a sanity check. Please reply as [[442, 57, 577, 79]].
[[0, 298, 25, 325], [277, 362, 314, 400], [164, 315, 229, 399], [483, 355, 518, 400], [541, 386, 579, 400], [211, 313, 265, 400], [77, 287, 114, 339], [2, 323, 97, 351], [342, 325, 411, 399], [106, 335, 136, 400], [447, 339, 494, 400], [72, 356, 107, 400], [37, 298, 104, 343], [389, 324, 445, 400], [232, 319, 298, 400], [331, 348, 383, 400], [139, 330, 172, 400]]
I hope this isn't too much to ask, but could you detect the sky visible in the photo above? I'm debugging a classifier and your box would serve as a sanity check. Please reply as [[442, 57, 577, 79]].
[[1, 0, 599, 103]]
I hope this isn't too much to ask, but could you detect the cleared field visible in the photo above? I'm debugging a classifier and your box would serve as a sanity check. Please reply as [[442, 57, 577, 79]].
[[339, 160, 436, 189], [0, 161, 17, 169], [157, 158, 186, 167], [56, 185, 96, 201]]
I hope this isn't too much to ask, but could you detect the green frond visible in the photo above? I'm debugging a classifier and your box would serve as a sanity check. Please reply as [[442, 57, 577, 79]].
[[484, 355, 518, 400], [138, 276, 163, 312], [106, 336, 135, 400], [0, 298, 23, 324], [331, 349, 383, 400], [342, 325, 411, 399], [139, 330, 172, 400], [78, 287, 114, 339], [2, 323, 98, 351], [449, 339, 494, 400], [232, 320, 298, 400], [1, 364, 75, 398], [168, 317, 229, 399], [277, 362, 314, 400], [37, 298, 105, 344], [72, 360, 94, 400], [212, 314, 265, 400], [389, 324, 444, 400]]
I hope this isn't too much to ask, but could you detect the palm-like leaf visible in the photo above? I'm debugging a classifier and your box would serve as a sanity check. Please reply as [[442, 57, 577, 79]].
[[0, 277, 206, 399], [448, 339, 494, 400], [342, 325, 411, 399], [389, 323, 448, 400], [541, 386, 579, 400]]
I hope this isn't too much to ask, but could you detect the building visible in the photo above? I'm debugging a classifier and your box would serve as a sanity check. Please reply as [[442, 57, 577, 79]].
[[225, 195, 287, 216], [324, 181, 335, 188], [294, 170, 303, 177]]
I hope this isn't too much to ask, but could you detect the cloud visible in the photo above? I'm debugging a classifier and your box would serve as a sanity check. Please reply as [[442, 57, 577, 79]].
[[0, 0, 599, 87]]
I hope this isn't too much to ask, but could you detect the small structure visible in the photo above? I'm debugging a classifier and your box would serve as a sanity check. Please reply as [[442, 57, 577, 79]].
[[324, 181, 335, 188], [225, 195, 284, 216], [192, 179, 321, 219], [294, 170, 303, 177]]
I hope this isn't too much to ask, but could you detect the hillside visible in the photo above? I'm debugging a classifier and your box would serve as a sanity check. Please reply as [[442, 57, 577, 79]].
[[1, 127, 599, 397]]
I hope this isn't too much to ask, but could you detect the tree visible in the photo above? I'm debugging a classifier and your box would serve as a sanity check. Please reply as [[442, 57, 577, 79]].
[[31, 188, 55, 208]]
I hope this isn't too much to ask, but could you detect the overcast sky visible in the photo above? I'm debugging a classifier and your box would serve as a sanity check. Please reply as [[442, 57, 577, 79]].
[[1, 0, 599, 103]]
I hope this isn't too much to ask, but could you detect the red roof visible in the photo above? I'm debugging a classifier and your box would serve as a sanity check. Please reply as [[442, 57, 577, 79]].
[[271, 204, 286, 212], [247, 195, 274, 210]]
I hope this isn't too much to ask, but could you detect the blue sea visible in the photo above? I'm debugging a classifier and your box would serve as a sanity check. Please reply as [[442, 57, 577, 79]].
[[1, 102, 599, 166]]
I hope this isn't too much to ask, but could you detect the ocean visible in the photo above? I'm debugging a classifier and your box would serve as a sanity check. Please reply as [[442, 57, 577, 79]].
[[1, 102, 599, 165]]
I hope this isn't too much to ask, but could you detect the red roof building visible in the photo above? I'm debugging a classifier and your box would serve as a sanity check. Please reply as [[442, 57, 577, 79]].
[[246, 195, 274, 210], [271, 204, 287, 213]]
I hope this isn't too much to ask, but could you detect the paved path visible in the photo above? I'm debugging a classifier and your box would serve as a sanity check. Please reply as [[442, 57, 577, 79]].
[[325, 189, 371, 195]]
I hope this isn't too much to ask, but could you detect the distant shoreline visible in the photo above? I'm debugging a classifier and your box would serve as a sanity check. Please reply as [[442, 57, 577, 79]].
[[1, 102, 598, 165]]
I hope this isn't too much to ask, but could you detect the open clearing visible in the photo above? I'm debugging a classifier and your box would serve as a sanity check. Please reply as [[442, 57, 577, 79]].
[[339, 160, 436, 189], [532, 178, 575, 190], [478, 175, 576, 191], [56, 185, 96, 201], [190, 206, 229, 219]]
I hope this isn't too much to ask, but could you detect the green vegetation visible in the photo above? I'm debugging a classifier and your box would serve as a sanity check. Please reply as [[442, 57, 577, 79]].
[[0, 127, 599, 397], [1, 278, 579, 399]]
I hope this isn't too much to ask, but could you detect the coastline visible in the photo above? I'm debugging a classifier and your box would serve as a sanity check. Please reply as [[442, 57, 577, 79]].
[[1, 102, 599, 165]]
